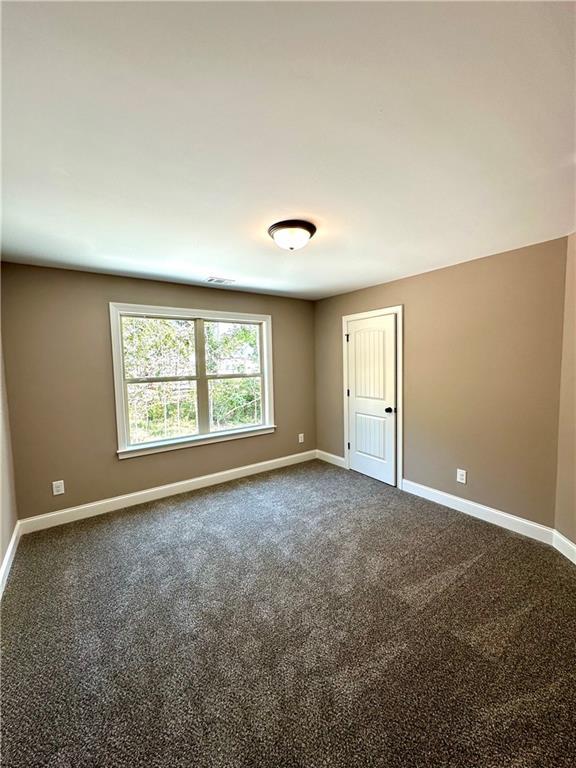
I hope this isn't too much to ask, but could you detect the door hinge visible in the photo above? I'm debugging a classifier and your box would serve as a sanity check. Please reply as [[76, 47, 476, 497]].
[[347, 442, 351, 450], [347, 388, 350, 397], [345, 333, 349, 342]]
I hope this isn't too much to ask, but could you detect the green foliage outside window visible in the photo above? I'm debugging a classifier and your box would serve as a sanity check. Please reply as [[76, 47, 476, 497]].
[[122, 316, 196, 379], [127, 381, 198, 444], [209, 377, 262, 432], [205, 321, 259, 375], [121, 317, 262, 444]]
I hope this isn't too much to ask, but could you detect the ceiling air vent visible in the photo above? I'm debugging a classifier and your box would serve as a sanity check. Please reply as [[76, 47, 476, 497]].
[[207, 277, 235, 285]]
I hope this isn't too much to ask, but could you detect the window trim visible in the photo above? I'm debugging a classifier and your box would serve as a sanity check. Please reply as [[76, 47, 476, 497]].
[[109, 302, 275, 459]]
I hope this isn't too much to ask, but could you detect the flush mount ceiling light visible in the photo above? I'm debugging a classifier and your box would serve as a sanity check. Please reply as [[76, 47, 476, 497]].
[[267, 219, 317, 251]]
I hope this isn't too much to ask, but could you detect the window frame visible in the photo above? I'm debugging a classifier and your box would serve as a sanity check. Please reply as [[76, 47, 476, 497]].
[[109, 302, 275, 459]]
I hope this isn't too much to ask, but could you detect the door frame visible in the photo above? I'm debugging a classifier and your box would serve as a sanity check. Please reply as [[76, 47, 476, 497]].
[[342, 305, 404, 488]]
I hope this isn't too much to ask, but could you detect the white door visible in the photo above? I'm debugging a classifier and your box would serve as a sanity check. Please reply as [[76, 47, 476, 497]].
[[347, 314, 397, 485]]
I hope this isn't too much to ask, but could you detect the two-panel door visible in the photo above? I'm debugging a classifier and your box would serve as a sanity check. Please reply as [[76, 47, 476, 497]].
[[347, 314, 396, 485]]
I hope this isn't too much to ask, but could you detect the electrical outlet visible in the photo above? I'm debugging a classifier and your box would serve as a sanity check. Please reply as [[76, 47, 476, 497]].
[[52, 480, 65, 496], [456, 469, 467, 484], [298, 433, 305, 444]]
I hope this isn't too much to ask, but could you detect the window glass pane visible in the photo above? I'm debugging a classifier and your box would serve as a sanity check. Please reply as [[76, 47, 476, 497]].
[[204, 322, 260, 375], [127, 381, 198, 444], [208, 378, 262, 432], [122, 317, 196, 379]]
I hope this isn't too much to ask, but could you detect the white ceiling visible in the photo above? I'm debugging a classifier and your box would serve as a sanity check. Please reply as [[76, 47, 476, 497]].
[[2, 2, 574, 299]]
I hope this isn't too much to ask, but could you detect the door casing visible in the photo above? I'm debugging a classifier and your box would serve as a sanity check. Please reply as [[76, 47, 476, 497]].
[[342, 305, 404, 488]]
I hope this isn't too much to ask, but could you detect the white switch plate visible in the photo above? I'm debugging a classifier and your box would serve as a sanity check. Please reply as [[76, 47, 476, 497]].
[[298, 433, 305, 444], [52, 480, 65, 496], [456, 469, 467, 484]]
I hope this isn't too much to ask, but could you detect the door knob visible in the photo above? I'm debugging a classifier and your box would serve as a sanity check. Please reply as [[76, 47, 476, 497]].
[[385, 407, 394, 413]]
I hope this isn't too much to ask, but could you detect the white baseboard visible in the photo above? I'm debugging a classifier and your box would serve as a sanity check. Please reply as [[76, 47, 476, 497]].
[[0, 450, 316, 597], [3, 454, 573, 599], [315, 450, 347, 468], [553, 530, 576, 566], [0, 449, 309, 597], [401, 479, 555, 545], [18, 450, 317, 537], [0, 523, 22, 598]]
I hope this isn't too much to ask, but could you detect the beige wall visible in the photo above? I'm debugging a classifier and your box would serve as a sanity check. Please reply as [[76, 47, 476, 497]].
[[1, 351, 18, 558], [315, 238, 567, 527], [1, 238, 571, 533], [555, 234, 575, 541], [1, 264, 316, 519]]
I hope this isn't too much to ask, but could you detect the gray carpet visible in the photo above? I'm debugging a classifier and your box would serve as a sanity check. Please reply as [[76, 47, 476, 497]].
[[2, 461, 576, 767]]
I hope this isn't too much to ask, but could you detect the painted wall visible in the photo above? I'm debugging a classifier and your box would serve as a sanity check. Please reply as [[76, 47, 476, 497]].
[[1, 265, 316, 519], [555, 233, 575, 542], [2, 237, 571, 534], [1, 352, 18, 559], [315, 238, 567, 527]]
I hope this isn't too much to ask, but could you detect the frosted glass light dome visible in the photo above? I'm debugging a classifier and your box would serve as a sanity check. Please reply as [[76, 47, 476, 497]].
[[268, 220, 317, 251]]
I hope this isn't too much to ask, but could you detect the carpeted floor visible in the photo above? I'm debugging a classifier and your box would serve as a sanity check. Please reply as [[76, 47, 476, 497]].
[[2, 461, 576, 767]]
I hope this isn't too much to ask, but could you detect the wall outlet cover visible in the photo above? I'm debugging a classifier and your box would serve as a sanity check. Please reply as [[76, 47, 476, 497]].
[[298, 433, 305, 443], [456, 469, 467, 484], [52, 480, 65, 495]]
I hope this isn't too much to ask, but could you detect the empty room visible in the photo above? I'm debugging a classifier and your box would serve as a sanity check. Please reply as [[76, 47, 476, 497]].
[[1, 2, 575, 766]]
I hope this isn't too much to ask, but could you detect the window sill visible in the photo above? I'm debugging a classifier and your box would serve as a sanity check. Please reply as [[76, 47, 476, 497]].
[[117, 425, 277, 460]]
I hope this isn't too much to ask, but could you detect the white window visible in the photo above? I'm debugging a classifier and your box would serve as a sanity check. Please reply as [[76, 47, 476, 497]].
[[110, 303, 274, 458]]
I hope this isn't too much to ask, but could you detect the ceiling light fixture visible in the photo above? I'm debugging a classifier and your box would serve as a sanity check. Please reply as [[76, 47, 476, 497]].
[[268, 219, 317, 251]]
